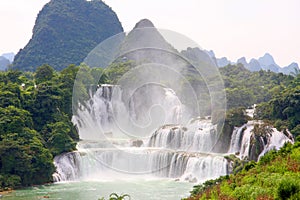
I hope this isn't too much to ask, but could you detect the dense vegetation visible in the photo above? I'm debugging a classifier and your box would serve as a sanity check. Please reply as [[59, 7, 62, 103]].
[[219, 64, 294, 110], [12, 0, 123, 71], [184, 141, 300, 200], [185, 66, 300, 199], [0, 64, 111, 190], [0, 65, 81, 189], [255, 77, 300, 137]]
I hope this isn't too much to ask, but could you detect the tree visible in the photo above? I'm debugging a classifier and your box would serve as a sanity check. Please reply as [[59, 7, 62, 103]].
[[226, 88, 255, 109], [0, 68, 79, 189], [0, 106, 33, 135], [31, 81, 63, 130], [0, 91, 21, 108], [0, 129, 55, 186], [46, 122, 77, 156], [35, 64, 55, 84], [225, 107, 248, 127]]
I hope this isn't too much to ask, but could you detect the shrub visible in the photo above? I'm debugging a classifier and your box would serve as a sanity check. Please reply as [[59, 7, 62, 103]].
[[0, 174, 21, 189], [276, 178, 300, 200]]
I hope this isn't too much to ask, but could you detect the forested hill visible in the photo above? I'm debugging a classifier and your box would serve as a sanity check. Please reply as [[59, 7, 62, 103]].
[[12, 0, 123, 71]]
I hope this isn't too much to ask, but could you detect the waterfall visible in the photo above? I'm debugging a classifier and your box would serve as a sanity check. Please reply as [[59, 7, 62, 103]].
[[71, 85, 129, 140], [257, 128, 294, 159], [228, 121, 293, 160], [147, 120, 218, 152], [55, 85, 228, 183], [54, 85, 293, 184], [54, 146, 228, 183]]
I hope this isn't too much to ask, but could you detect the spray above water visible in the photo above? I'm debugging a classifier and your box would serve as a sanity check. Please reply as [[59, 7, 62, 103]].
[[73, 19, 226, 140], [59, 19, 228, 181]]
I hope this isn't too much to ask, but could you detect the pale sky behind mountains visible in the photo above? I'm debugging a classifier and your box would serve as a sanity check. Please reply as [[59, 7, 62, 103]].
[[0, 0, 299, 67]]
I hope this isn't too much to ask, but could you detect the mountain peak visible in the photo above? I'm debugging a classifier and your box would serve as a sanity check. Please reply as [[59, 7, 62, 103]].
[[134, 19, 155, 29], [205, 50, 216, 58], [237, 57, 247, 65], [258, 53, 278, 68], [264, 52, 272, 57], [12, 0, 123, 71], [261, 53, 275, 62], [285, 62, 299, 69]]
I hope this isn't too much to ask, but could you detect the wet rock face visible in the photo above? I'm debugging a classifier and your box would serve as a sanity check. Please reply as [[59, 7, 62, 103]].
[[249, 134, 267, 161], [248, 124, 273, 161]]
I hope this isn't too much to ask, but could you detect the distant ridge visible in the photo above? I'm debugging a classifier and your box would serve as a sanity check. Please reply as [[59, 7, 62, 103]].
[[206, 51, 299, 75], [0, 52, 14, 71], [0, 56, 10, 71], [2, 52, 14, 63], [12, 0, 123, 71]]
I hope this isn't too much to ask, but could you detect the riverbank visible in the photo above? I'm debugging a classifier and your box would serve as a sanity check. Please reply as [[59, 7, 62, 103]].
[[0, 188, 14, 196]]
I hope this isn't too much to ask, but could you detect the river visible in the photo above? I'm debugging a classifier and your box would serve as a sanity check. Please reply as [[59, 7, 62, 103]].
[[3, 179, 192, 200]]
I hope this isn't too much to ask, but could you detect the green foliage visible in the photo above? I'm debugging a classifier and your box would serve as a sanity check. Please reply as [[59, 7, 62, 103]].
[[277, 178, 300, 200], [0, 175, 21, 189], [291, 125, 300, 141], [225, 107, 248, 127], [189, 176, 229, 197], [99, 193, 131, 200], [0, 70, 22, 84], [105, 61, 134, 84], [0, 82, 22, 108], [224, 154, 251, 174], [225, 65, 300, 141], [0, 106, 33, 134], [185, 141, 300, 200], [0, 65, 80, 189], [220, 64, 294, 109], [12, 0, 123, 71], [0, 91, 21, 108], [255, 75, 300, 138], [35, 64, 55, 84], [0, 129, 55, 187], [225, 88, 255, 109], [46, 122, 76, 156]]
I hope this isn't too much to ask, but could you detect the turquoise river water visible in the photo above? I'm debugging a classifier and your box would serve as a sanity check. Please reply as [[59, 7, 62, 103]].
[[2, 179, 193, 200]]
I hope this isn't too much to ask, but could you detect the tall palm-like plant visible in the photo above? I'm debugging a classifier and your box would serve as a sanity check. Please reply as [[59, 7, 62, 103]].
[[99, 193, 131, 200]]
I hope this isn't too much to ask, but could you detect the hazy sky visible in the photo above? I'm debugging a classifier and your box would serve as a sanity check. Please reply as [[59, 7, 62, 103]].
[[0, 0, 299, 66]]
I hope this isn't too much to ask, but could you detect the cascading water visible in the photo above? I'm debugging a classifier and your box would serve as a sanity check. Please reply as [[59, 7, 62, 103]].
[[228, 121, 293, 160], [54, 85, 293, 184], [54, 85, 229, 183]]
